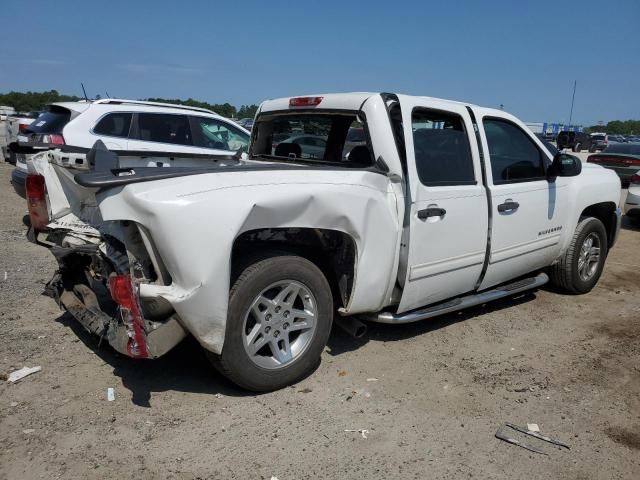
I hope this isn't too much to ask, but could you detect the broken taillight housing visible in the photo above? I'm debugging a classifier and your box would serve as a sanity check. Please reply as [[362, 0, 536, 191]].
[[108, 274, 149, 359], [25, 174, 50, 230]]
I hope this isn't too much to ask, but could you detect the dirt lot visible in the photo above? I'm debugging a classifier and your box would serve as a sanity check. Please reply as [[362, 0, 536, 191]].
[[1, 161, 639, 480]]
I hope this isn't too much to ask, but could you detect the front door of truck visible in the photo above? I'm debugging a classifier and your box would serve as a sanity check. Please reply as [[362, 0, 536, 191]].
[[397, 96, 488, 313], [473, 110, 569, 290]]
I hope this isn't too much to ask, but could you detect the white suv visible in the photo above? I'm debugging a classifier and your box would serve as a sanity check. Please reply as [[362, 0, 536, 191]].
[[11, 99, 251, 197]]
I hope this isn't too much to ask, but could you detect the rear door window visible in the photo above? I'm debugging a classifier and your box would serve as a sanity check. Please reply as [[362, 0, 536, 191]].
[[93, 113, 132, 138], [411, 109, 475, 186], [25, 107, 71, 134], [189, 116, 250, 152], [135, 113, 192, 145]]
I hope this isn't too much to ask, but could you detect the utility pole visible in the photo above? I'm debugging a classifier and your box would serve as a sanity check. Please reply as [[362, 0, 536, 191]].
[[568, 80, 577, 126]]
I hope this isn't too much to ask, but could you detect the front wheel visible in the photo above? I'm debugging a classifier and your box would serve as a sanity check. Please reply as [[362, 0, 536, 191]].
[[209, 255, 333, 392], [573, 142, 581, 152], [549, 217, 608, 293]]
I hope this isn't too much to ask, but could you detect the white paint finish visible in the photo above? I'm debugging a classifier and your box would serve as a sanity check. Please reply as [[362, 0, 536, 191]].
[[97, 168, 400, 353], [395, 95, 488, 312]]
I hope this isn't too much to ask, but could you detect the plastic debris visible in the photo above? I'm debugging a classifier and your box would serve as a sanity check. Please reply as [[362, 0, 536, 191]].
[[366, 378, 378, 382], [271, 477, 279, 480], [22, 429, 35, 434], [527, 423, 540, 432], [345, 429, 369, 439], [10, 402, 18, 407], [7, 366, 41, 383], [107, 387, 115, 401]]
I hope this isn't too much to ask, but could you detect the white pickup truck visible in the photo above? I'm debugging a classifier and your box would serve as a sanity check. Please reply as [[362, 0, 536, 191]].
[[26, 92, 621, 391]]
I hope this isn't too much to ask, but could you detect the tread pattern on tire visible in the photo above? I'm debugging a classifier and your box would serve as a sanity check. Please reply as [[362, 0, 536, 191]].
[[549, 217, 607, 293]]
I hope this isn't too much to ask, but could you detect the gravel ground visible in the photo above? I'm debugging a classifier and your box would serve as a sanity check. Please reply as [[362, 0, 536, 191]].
[[1, 161, 639, 480]]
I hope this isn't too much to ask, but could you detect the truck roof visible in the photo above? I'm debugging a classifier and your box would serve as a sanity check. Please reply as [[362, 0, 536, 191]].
[[259, 92, 501, 116]]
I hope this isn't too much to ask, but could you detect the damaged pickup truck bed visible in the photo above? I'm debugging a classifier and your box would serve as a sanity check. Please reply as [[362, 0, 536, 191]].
[[26, 92, 622, 391]]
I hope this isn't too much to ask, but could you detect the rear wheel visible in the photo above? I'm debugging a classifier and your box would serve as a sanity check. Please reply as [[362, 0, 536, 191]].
[[549, 217, 608, 293], [573, 142, 581, 152], [209, 255, 333, 392]]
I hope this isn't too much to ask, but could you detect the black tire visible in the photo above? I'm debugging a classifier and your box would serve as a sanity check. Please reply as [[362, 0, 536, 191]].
[[589, 145, 596, 153], [209, 255, 333, 392], [549, 217, 608, 294], [573, 143, 581, 152]]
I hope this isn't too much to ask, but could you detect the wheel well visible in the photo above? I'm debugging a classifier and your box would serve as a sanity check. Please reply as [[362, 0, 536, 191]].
[[580, 202, 618, 247], [231, 228, 357, 309]]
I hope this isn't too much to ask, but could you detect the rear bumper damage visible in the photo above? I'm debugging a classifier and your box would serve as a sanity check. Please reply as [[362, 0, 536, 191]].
[[44, 240, 187, 359]]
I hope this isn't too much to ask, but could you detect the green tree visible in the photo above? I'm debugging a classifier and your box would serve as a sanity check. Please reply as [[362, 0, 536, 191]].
[[0, 90, 80, 112], [237, 104, 259, 119]]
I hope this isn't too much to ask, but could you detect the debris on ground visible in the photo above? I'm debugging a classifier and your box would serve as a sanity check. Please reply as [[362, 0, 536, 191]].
[[345, 429, 369, 439], [527, 423, 540, 432], [7, 366, 41, 383], [366, 378, 378, 382], [495, 423, 570, 455], [338, 370, 347, 377], [298, 387, 313, 393], [107, 387, 115, 402], [22, 429, 35, 434], [10, 402, 18, 407]]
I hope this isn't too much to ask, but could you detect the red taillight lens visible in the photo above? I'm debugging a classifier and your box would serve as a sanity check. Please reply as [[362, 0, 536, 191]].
[[108, 274, 149, 358], [289, 96, 323, 107], [46, 134, 65, 145], [630, 173, 640, 184], [26, 174, 49, 230], [18, 123, 29, 132]]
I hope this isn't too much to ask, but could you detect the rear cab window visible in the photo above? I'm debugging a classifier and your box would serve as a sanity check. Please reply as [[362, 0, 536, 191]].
[[251, 112, 373, 167], [25, 106, 71, 134]]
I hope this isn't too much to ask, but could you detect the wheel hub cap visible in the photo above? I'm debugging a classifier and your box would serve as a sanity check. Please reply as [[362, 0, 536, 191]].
[[577, 233, 601, 281], [242, 280, 317, 369]]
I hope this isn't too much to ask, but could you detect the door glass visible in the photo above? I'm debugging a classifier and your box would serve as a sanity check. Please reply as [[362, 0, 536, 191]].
[[93, 113, 132, 138], [411, 109, 475, 186], [190, 116, 250, 152], [483, 119, 546, 184], [136, 113, 192, 145]]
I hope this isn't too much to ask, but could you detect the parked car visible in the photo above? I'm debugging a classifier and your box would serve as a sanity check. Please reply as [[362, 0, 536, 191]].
[[627, 135, 640, 143], [10, 99, 250, 198], [607, 134, 626, 143], [587, 143, 640, 184], [235, 118, 254, 130], [3, 111, 40, 163], [623, 171, 640, 224], [27, 92, 621, 391], [589, 133, 609, 152], [556, 131, 592, 152]]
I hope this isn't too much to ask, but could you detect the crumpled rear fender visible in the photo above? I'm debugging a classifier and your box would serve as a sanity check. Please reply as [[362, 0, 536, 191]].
[[96, 168, 402, 354]]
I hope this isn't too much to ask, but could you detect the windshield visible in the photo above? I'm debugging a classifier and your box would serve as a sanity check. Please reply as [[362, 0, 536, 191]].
[[603, 144, 640, 154], [24, 107, 71, 134], [251, 112, 372, 166]]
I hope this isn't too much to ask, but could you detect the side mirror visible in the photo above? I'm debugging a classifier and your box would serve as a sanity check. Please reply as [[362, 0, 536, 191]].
[[549, 153, 582, 178]]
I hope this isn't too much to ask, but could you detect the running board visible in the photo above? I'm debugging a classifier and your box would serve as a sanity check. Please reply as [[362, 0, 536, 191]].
[[369, 272, 549, 324]]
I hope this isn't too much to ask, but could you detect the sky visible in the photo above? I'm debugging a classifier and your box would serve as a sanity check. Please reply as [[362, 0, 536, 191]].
[[1, 0, 638, 125]]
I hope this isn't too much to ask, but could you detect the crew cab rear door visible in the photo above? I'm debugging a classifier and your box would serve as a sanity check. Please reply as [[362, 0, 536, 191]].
[[396, 96, 488, 313], [472, 108, 569, 289]]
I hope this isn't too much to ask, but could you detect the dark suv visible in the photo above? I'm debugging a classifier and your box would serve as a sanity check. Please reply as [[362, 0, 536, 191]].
[[556, 131, 592, 152]]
